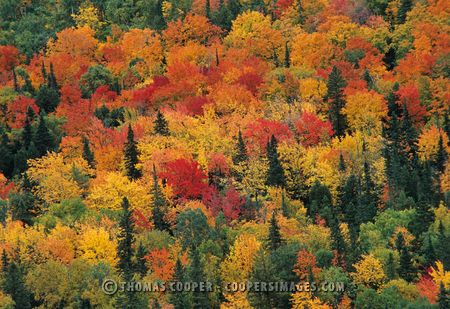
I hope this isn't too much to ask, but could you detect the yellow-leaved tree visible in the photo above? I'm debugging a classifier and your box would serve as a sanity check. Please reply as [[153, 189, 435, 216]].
[[352, 254, 386, 290]]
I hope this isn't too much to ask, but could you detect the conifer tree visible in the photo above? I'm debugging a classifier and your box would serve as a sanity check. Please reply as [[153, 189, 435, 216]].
[[213, 0, 230, 30], [266, 135, 285, 187], [22, 73, 35, 96], [36, 83, 60, 113], [338, 153, 346, 172], [438, 282, 449, 309], [205, 0, 211, 19], [1, 250, 8, 273], [124, 124, 141, 180], [284, 41, 290, 68], [329, 208, 347, 268], [4, 262, 32, 309], [325, 66, 347, 137], [135, 241, 147, 276], [359, 161, 378, 224], [436, 221, 450, 270], [308, 181, 333, 223], [268, 211, 283, 251], [385, 252, 397, 280], [34, 114, 53, 157], [396, 233, 416, 281], [151, 165, 170, 232], [117, 197, 135, 281], [82, 136, 95, 169], [150, 0, 166, 30], [189, 248, 209, 308], [397, 0, 412, 24], [154, 110, 170, 136], [363, 69, 374, 90], [272, 48, 280, 67], [340, 174, 360, 234], [424, 234, 436, 265], [48, 62, 58, 90], [232, 130, 248, 165], [170, 258, 190, 309], [435, 134, 447, 173], [22, 107, 35, 149]]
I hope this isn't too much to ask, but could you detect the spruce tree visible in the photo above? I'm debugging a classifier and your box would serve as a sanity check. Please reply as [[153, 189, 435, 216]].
[[266, 135, 286, 187], [338, 152, 346, 172], [205, 0, 211, 19], [36, 84, 60, 113], [424, 234, 436, 265], [4, 262, 32, 309], [268, 211, 283, 251], [82, 136, 95, 169], [151, 165, 170, 232], [154, 110, 170, 136], [212, 0, 230, 30], [438, 282, 449, 309], [170, 258, 191, 309], [325, 66, 347, 137], [232, 130, 248, 165], [135, 241, 147, 276], [397, 233, 416, 281], [284, 41, 290, 68], [307, 181, 333, 223], [117, 197, 135, 281], [34, 114, 53, 157], [329, 208, 347, 268], [22, 73, 35, 96], [435, 134, 447, 173], [124, 124, 141, 180], [359, 161, 378, 224], [189, 248, 209, 308], [397, 0, 412, 24], [340, 174, 360, 234], [385, 252, 397, 280], [436, 221, 450, 270]]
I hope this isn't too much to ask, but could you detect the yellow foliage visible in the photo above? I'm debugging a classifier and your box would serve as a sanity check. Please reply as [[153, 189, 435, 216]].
[[430, 261, 450, 289], [87, 172, 151, 211], [291, 290, 330, 308], [78, 226, 118, 266], [27, 152, 93, 204], [71, 2, 105, 32], [418, 126, 449, 161], [291, 32, 335, 70], [352, 254, 386, 290]]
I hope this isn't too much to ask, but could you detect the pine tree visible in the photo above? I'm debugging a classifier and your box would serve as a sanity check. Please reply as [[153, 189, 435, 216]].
[[438, 282, 449, 309], [153, 110, 170, 136], [340, 174, 360, 234], [284, 41, 290, 68], [325, 66, 347, 137], [359, 161, 378, 224], [212, 0, 230, 30], [232, 130, 248, 165], [151, 165, 170, 232], [383, 40, 397, 71], [266, 135, 286, 187], [189, 248, 209, 308], [329, 208, 347, 268], [82, 136, 95, 168], [124, 124, 141, 180], [268, 211, 283, 251], [397, 0, 412, 24], [338, 153, 346, 172], [150, 0, 167, 30], [22, 73, 35, 96], [1, 250, 8, 273], [396, 233, 416, 281], [36, 83, 60, 113], [436, 221, 450, 270], [272, 48, 280, 67], [307, 181, 333, 223], [135, 241, 147, 276], [117, 197, 135, 281], [227, 0, 241, 26], [4, 262, 32, 309], [281, 190, 289, 218], [34, 114, 53, 157], [170, 258, 190, 309], [424, 234, 436, 265]]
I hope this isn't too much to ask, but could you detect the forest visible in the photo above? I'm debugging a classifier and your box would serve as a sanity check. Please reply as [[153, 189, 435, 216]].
[[0, 0, 449, 308]]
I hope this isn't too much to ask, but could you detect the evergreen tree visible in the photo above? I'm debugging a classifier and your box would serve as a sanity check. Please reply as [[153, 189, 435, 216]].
[[151, 165, 170, 232], [227, 0, 242, 26], [329, 208, 347, 268], [272, 48, 280, 67], [338, 152, 346, 172], [34, 114, 53, 157], [36, 84, 60, 113], [48, 62, 58, 90], [424, 234, 436, 265], [212, 0, 230, 30], [150, 0, 166, 30], [124, 124, 141, 180], [135, 241, 147, 276], [325, 66, 347, 137], [268, 211, 283, 251], [397, 0, 412, 24], [436, 221, 450, 270], [383, 41, 397, 71], [396, 233, 416, 281], [340, 174, 360, 235], [82, 136, 95, 169], [1, 249, 8, 273], [153, 110, 170, 136], [307, 181, 333, 223], [170, 258, 191, 309], [21, 73, 35, 96], [117, 197, 135, 281], [359, 161, 378, 224], [435, 134, 447, 173], [205, 0, 211, 19], [0, 129, 13, 177], [266, 135, 286, 187], [41, 62, 47, 80], [444, 108, 450, 139], [385, 252, 397, 280], [438, 282, 449, 309], [281, 190, 289, 218], [363, 69, 374, 90], [232, 130, 248, 165], [189, 248, 209, 308], [284, 41, 290, 68], [4, 262, 32, 309]]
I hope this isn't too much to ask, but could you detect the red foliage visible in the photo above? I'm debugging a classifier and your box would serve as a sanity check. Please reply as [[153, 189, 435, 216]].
[[160, 158, 209, 200], [0, 45, 19, 71], [294, 249, 321, 280], [208, 153, 230, 176], [133, 208, 153, 231], [243, 119, 293, 153], [202, 185, 243, 222], [416, 271, 438, 304], [237, 72, 264, 96], [91, 86, 118, 108], [7, 96, 39, 129], [0, 173, 14, 199], [396, 84, 428, 125], [295, 112, 334, 147], [177, 96, 209, 116], [131, 76, 169, 111]]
